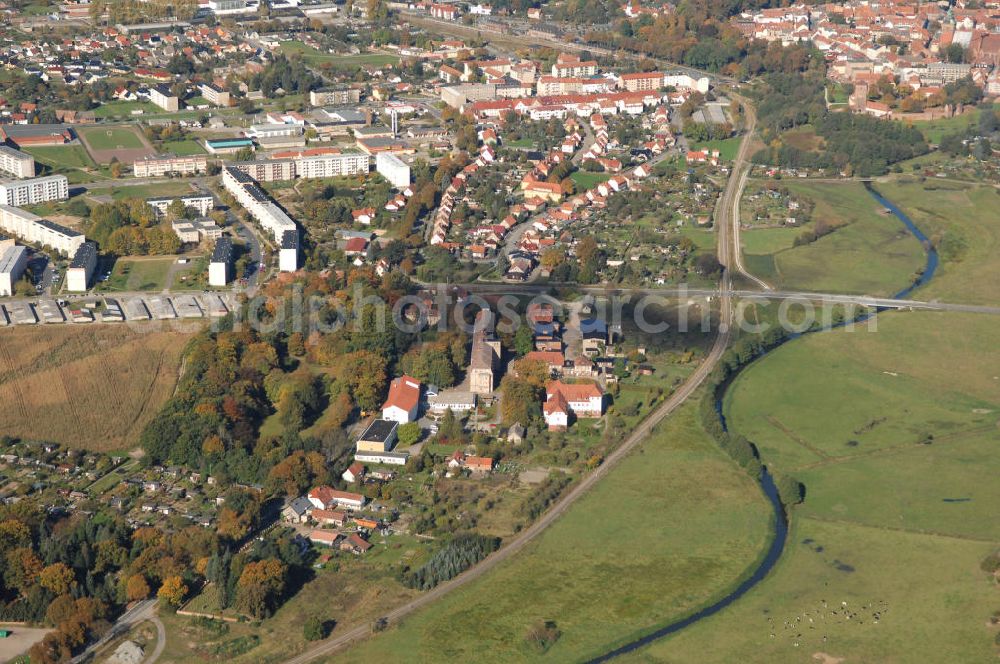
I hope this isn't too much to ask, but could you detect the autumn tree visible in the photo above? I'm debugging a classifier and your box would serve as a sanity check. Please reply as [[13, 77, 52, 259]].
[[158, 575, 188, 608], [126, 574, 151, 602], [39, 562, 76, 596], [234, 559, 287, 619]]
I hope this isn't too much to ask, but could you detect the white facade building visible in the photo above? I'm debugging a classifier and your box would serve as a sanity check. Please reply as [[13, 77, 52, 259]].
[[0, 146, 35, 178], [147, 194, 215, 217], [375, 152, 411, 189], [222, 167, 299, 272], [133, 154, 207, 178], [208, 237, 233, 287], [0, 175, 69, 206], [0, 244, 27, 296], [66, 241, 97, 292], [0, 205, 84, 256]]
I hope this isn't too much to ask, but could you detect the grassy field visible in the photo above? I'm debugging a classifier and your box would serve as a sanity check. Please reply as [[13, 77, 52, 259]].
[[626, 518, 998, 663], [278, 41, 399, 69], [740, 180, 925, 295], [24, 144, 95, 170], [0, 326, 192, 451], [99, 256, 176, 291], [93, 100, 160, 119], [692, 136, 743, 161], [906, 109, 980, 144], [336, 401, 772, 663], [625, 310, 1000, 662], [873, 178, 1000, 305], [570, 170, 612, 190], [79, 126, 146, 150], [108, 181, 197, 201], [160, 139, 207, 156]]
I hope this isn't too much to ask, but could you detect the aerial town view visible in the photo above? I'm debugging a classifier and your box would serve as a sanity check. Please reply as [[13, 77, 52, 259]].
[[0, 0, 998, 661]]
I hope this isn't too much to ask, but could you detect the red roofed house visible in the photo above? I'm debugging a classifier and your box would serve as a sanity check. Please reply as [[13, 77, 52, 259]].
[[523, 350, 565, 374], [341, 533, 373, 554], [382, 375, 422, 423], [312, 509, 347, 527], [309, 530, 342, 547], [308, 486, 367, 510], [342, 462, 365, 483], [542, 380, 605, 429]]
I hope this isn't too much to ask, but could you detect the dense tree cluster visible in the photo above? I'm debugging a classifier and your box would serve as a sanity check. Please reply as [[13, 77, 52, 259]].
[[85, 199, 181, 256], [248, 54, 322, 97], [399, 533, 500, 590]]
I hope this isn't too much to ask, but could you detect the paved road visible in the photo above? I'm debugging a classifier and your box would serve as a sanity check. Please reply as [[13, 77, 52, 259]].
[[71, 599, 159, 664], [719, 100, 772, 291]]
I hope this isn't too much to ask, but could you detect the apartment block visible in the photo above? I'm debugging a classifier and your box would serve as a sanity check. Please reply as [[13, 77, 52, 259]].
[[0, 175, 69, 206], [133, 154, 207, 178], [66, 241, 97, 292], [0, 145, 35, 178]]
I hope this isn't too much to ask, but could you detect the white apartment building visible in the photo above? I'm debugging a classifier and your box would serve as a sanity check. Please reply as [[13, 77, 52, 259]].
[[0, 145, 35, 178], [172, 219, 224, 243], [200, 83, 231, 107], [150, 85, 179, 112], [0, 175, 69, 206], [0, 205, 84, 256], [222, 167, 298, 271], [208, 236, 233, 286], [66, 241, 97, 292], [147, 194, 215, 217], [297, 153, 370, 179], [133, 154, 208, 178], [375, 152, 410, 189], [0, 244, 27, 296]]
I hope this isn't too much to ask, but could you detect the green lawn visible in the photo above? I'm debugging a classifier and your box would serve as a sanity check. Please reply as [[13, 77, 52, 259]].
[[24, 144, 95, 170], [278, 41, 399, 69], [692, 136, 743, 161], [99, 257, 175, 291], [108, 182, 196, 201], [740, 180, 925, 295], [93, 100, 160, 119], [79, 126, 146, 150], [627, 518, 998, 663], [160, 139, 208, 156], [630, 310, 1000, 662], [570, 170, 612, 190], [873, 179, 1000, 306], [337, 402, 772, 663], [906, 109, 980, 144]]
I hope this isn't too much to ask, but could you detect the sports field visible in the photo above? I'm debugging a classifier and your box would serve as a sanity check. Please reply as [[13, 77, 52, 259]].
[[278, 41, 399, 69], [337, 402, 772, 663], [740, 180, 926, 295], [644, 310, 1000, 663], [78, 125, 155, 164]]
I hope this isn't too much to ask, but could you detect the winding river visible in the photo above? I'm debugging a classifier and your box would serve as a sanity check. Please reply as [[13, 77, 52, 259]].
[[587, 184, 938, 662]]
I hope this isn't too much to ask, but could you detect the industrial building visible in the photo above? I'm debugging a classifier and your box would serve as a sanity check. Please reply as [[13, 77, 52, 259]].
[[0, 205, 85, 256], [150, 85, 179, 112], [0, 145, 35, 178], [376, 152, 411, 189], [0, 175, 69, 206], [133, 154, 208, 178], [66, 241, 97, 292], [0, 245, 27, 296], [222, 167, 298, 272], [146, 194, 215, 217], [208, 236, 233, 287], [205, 138, 254, 154], [355, 419, 399, 453]]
